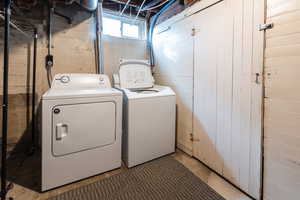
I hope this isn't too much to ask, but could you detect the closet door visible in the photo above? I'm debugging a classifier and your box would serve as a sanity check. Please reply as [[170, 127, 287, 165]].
[[192, 0, 231, 175], [153, 18, 194, 155], [192, 0, 264, 198]]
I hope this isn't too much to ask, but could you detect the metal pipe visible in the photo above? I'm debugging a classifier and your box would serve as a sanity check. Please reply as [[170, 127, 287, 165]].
[[119, 0, 132, 16], [141, 0, 165, 11], [31, 28, 38, 153], [142, 0, 170, 11], [46, 2, 54, 87], [1, 0, 11, 199], [108, 0, 139, 8], [95, 1, 104, 74], [54, 10, 72, 24], [48, 4, 53, 56], [133, 0, 147, 22]]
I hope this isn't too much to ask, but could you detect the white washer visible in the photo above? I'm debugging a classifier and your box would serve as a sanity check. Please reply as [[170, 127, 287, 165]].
[[42, 73, 122, 191], [114, 60, 176, 168]]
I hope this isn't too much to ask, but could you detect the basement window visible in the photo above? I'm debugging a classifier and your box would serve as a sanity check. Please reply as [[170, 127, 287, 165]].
[[102, 12, 146, 40], [122, 23, 139, 38], [103, 17, 121, 37]]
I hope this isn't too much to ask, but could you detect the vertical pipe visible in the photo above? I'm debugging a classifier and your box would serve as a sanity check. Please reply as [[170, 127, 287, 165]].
[[95, 1, 104, 74], [1, 0, 11, 199], [148, 0, 176, 67], [31, 28, 38, 153], [46, 2, 54, 87], [47, 3, 52, 56]]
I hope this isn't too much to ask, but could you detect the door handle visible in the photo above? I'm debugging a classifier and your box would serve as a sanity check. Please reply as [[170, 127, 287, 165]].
[[56, 123, 68, 140], [255, 73, 260, 84]]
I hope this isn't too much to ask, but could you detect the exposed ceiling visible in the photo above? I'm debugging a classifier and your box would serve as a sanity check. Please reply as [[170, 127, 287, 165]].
[[103, 0, 159, 18], [51, 0, 183, 18], [0, 0, 187, 23]]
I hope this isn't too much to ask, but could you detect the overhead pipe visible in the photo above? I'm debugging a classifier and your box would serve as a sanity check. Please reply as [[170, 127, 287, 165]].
[[142, 0, 170, 11], [95, 1, 104, 74], [141, 0, 165, 11], [148, 0, 176, 67], [133, 0, 147, 22], [119, 0, 132, 16], [108, 0, 139, 8]]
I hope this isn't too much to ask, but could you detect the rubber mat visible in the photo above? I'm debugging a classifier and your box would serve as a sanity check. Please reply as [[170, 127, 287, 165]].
[[48, 157, 225, 200]]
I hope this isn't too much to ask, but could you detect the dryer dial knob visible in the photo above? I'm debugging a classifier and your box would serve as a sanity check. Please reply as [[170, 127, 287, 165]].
[[60, 75, 70, 84], [53, 108, 60, 114]]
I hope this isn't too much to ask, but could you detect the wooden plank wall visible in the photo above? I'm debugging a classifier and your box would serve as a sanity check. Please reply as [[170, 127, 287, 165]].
[[264, 0, 300, 199]]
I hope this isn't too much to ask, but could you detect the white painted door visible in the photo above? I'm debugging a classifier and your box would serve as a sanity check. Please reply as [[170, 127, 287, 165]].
[[153, 0, 264, 198], [192, 0, 231, 176], [192, 0, 264, 199], [153, 18, 194, 155]]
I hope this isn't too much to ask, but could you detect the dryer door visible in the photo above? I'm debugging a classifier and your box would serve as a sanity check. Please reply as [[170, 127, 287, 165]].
[[52, 101, 116, 157]]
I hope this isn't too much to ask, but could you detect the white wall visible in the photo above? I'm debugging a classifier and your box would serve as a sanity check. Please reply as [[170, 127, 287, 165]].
[[103, 35, 148, 80]]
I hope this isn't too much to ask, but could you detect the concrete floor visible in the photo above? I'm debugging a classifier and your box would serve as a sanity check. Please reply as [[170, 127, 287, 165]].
[[6, 150, 252, 200]]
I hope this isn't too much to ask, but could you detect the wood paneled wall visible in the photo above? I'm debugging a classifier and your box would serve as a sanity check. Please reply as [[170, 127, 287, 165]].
[[264, 0, 300, 199]]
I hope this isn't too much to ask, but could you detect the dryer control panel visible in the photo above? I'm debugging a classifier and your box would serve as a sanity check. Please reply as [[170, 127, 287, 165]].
[[51, 74, 112, 90]]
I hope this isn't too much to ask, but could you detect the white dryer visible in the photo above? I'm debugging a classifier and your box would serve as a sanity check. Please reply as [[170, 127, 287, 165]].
[[114, 60, 176, 168], [42, 74, 122, 191]]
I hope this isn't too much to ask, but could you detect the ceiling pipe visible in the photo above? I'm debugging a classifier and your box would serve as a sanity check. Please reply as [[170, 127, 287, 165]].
[[141, 0, 165, 11], [133, 0, 146, 22], [119, 0, 132, 16], [108, 0, 140, 8]]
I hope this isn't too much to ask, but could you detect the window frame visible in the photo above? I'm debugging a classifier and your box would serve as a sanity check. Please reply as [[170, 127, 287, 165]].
[[102, 11, 146, 40]]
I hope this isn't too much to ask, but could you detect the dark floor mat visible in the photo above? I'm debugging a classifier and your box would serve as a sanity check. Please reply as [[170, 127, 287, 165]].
[[48, 157, 225, 200]]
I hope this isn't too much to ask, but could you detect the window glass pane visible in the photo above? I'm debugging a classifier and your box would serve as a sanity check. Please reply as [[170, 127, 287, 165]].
[[123, 23, 139, 39], [103, 17, 121, 37]]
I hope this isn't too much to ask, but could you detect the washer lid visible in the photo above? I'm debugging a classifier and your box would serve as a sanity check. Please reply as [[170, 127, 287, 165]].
[[119, 60, 154, 89], [123, 85, 175, 100]]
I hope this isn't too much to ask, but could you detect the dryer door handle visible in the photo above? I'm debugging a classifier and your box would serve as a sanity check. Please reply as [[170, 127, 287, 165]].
[[56, 123, 68, 140]]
